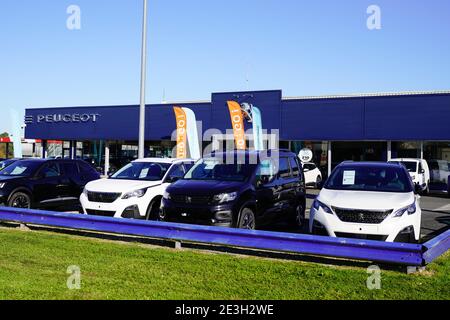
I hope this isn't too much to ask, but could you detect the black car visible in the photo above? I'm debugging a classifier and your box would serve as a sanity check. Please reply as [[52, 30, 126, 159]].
[[161, 150, 306, 230], [0, 159, 100, 210]]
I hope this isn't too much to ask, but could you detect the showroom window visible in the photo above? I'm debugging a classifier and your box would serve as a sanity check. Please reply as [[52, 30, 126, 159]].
[[391, 141, 421, 159], [290, 141, 329, 178], [424, 141, 450, 187]]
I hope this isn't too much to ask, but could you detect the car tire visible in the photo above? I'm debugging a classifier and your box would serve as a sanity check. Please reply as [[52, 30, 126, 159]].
[[146, 198, 162, 221], [237, 207, 256, 230], [8, 192, 32, 209], [315, 176, 322, 189], [288, 203, 305, 229], [421, 182, 430, 196]]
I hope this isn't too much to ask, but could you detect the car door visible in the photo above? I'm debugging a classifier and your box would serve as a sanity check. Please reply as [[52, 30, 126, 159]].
[[32, 162, 61, 207], [255, 158, 282, 225], [77, 161, 100, 188], [277, 157, 301, 218], [61, 161, 83, 200], [289, 156, 306, 207]]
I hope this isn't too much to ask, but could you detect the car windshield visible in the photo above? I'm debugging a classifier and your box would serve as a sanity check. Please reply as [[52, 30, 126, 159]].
[[325, 165, 413, 193], [184, 158, 257, 182], [110, 162, 171, 181], [399, 161, 417, 173], [0, 160, 42, 177], [0, 159, 15, 171]]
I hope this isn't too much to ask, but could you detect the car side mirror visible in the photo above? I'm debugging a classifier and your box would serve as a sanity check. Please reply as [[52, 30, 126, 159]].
[[303, 168, 310, 173], [166, 176, 181, 184], [420, 169, 425, 174], [257, 175, 271, 187]]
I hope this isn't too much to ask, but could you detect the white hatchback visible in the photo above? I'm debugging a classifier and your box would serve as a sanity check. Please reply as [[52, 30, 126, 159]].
[[302, 162, 322, 188], [80, 158, 194, 219], [309, 162, 422, 243]]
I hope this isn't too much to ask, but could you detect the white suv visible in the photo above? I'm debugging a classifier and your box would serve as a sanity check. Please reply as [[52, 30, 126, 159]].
[[389, 158, 430, 194], [80, 158, 194, 220], [310, 162, 422, 243], [302, 162, 322, 188]]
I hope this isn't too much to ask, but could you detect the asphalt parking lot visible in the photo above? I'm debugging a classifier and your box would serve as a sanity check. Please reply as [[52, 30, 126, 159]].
[[263, 189, 450, 242]]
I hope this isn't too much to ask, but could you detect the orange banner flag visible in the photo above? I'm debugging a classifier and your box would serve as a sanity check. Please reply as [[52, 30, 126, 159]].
[[227, 101, 246, 150], [173, 107, 187, 159]]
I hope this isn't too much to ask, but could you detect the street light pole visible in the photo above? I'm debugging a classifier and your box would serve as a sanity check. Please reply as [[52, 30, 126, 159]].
[[138, 0, 148, 159]]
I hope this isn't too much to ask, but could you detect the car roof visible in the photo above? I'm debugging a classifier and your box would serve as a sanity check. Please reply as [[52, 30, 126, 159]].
[[389, 158, 422, 162], [338, 161, 405, 169], [206, 150, 297, 158], [132, 158, 194, 164]]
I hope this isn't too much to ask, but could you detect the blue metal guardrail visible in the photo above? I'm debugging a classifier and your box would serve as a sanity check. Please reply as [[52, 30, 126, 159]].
[[0, 207, 448, 267]]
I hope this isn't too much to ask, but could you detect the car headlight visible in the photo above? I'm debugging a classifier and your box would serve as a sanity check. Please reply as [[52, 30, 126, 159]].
[[122, 188, 147, 200], [0, 183, 6, 189], [393, 202, 417, 217], [163, 191, 171, 200], [312, 199, 333, 214], [213, 192, 238, 204]]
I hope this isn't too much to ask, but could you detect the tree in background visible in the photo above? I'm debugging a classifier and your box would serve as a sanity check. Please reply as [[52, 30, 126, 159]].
[[0, 132, 14, 158]]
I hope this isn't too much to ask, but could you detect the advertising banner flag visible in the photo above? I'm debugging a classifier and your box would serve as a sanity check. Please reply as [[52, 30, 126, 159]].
[[244, 104, 264, 151], [173, 107, 187, 159], [227, 101, 246, 150], [183, 107, 201, 160]]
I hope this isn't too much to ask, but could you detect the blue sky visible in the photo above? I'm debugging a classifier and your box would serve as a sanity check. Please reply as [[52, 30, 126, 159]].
[[1, 0, 450, 134]]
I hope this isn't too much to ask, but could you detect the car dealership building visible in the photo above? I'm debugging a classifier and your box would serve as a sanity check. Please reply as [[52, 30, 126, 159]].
[[24, 90, 450, 187]]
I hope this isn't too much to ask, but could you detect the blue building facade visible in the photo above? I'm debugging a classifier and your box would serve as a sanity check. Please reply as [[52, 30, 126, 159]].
[[24, 90, 450, 178]]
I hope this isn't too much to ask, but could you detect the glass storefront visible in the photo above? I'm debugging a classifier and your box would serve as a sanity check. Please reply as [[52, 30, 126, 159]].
[[290, 141, 330, 178], [36, 139, 450, 191], [391, 141, 421, 159], [332, 141, 387, 169], [424, 142, 450, 189]]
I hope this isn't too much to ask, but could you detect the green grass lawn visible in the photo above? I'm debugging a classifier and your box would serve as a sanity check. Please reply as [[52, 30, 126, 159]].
[[0, 227, 448, 300]]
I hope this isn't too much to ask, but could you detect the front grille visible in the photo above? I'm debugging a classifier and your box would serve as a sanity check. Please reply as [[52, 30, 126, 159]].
[[335, 232, 388, 242], [333, 207, 393, 224], [86, 209, 116, 217], [170, 195, 212, 205], [87, 191, 121, 203]]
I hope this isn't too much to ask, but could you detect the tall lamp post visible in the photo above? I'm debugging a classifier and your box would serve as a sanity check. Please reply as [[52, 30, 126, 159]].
[[138, 0, 148, 159]]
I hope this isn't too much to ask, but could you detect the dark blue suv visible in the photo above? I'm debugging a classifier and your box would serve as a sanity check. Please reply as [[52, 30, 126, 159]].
[[161, 150, 306, 229]]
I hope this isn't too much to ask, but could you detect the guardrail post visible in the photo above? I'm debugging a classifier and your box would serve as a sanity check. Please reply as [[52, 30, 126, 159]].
[[18, 223, 30, 231], [174, 241, 182, 250], [406, 266, 426, 274]]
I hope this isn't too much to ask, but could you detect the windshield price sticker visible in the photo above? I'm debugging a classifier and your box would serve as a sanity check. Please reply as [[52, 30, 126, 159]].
[[343, 171, 356, 185], [139, 168, 149, 179], [204, 160, 219, 170]]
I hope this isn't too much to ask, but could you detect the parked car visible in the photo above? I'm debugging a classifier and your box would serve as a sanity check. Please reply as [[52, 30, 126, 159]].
[[0, 159, 18, 172], [80, 158, 195, 219], [302, 162, 322, 188], [389, 158, 430, 194], [0, 159, 100, 210], [309, 161, 421, 243], [428, 160, 450, 195], [161, 150, 306, 230], [428, 159, 449, 183]]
